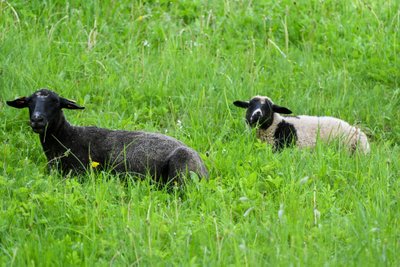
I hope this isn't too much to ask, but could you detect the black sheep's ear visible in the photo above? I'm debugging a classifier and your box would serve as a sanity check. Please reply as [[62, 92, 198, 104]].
[[60, 97, 85, 110], [233, 100, 250, 109], [272, 104, 292, 114], [6, 96, 29, 109]]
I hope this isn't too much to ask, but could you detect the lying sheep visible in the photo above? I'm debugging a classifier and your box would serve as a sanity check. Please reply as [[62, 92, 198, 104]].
[[7, 89, 208, 184], [233, 95, 370, 154]]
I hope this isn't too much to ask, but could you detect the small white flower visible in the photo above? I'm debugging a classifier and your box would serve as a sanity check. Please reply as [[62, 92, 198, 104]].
[[314, 208, 321, 226], [243, 207, 254, 217], [177, 119, 183, 129], [278, 203, 284, 221], [143, 40, 150, 47], [299, 176, 309, 185]]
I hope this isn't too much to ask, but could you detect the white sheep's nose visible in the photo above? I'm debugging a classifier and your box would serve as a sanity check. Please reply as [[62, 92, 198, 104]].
[[253, 110, 262, 117], [249, 108, 263, 124], [251, 109, 262, 119]]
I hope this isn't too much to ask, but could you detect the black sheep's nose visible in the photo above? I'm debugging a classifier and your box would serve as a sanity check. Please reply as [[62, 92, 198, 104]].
[[31, 113, 44, 123]]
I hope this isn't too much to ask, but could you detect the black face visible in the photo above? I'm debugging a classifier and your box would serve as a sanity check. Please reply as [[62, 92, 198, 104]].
[[233, 96, 293, 129], [6, 89, 84, 134]]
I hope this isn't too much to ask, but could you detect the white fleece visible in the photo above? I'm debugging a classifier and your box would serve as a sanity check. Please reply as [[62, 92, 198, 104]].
[[257, 113, 370, 154]]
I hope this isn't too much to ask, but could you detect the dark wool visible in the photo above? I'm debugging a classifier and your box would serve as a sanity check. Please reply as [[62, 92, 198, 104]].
[[7, 89, 208, 184], [273, 120, 298, 151]]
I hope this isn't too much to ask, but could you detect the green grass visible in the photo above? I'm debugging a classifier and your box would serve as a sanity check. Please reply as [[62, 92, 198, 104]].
[[1, 0, 399, 265]]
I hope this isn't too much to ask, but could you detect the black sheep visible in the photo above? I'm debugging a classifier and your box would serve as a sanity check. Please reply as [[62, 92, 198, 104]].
[[7, 89, 208, 184]]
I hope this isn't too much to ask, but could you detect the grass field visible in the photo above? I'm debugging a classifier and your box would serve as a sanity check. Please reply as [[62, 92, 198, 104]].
[[1, 0, 399, 265]]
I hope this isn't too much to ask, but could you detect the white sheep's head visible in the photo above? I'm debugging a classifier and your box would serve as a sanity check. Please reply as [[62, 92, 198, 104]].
[[7, 89, 84, 134], [233, 96, 292, 129]]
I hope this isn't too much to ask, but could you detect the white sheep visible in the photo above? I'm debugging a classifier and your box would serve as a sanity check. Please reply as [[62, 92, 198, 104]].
[[234, 95, 370, 154]]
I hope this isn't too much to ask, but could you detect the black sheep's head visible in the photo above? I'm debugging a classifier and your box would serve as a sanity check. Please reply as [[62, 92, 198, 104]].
[[233, 96, 292, 129], [6, 89, 84, 134]]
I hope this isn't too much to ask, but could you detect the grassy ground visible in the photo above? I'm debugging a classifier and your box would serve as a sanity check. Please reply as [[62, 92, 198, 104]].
[[1, 0, 399, 265]]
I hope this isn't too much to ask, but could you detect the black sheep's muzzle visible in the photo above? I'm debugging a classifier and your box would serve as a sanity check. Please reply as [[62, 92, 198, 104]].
[[30, 113, 48, 134]]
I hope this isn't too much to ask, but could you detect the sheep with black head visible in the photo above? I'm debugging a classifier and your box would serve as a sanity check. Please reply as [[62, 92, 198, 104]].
[[7, 89, 208, 184], [234, 95, 370, 154]]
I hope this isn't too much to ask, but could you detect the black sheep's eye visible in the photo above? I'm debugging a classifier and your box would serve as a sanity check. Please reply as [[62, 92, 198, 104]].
[[50, 98, 60, 106]]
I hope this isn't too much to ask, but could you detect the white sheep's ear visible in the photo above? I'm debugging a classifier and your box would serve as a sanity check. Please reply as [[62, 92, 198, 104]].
[[60, 97, 85, 110], [6, 96, 29, 109], [233, 100, 250, 109], [272, 104, 292, 114]]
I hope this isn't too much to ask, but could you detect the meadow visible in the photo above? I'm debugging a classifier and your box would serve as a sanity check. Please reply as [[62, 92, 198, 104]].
[[1, 0, 399, 265]]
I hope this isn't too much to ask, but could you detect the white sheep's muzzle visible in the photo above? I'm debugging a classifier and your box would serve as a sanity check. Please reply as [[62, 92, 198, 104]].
[[249, 108, 263, 125]]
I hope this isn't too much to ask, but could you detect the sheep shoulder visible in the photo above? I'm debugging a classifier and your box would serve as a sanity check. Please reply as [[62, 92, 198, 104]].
[[41, 124, 111, 171], [257, 113, 298, 150]]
